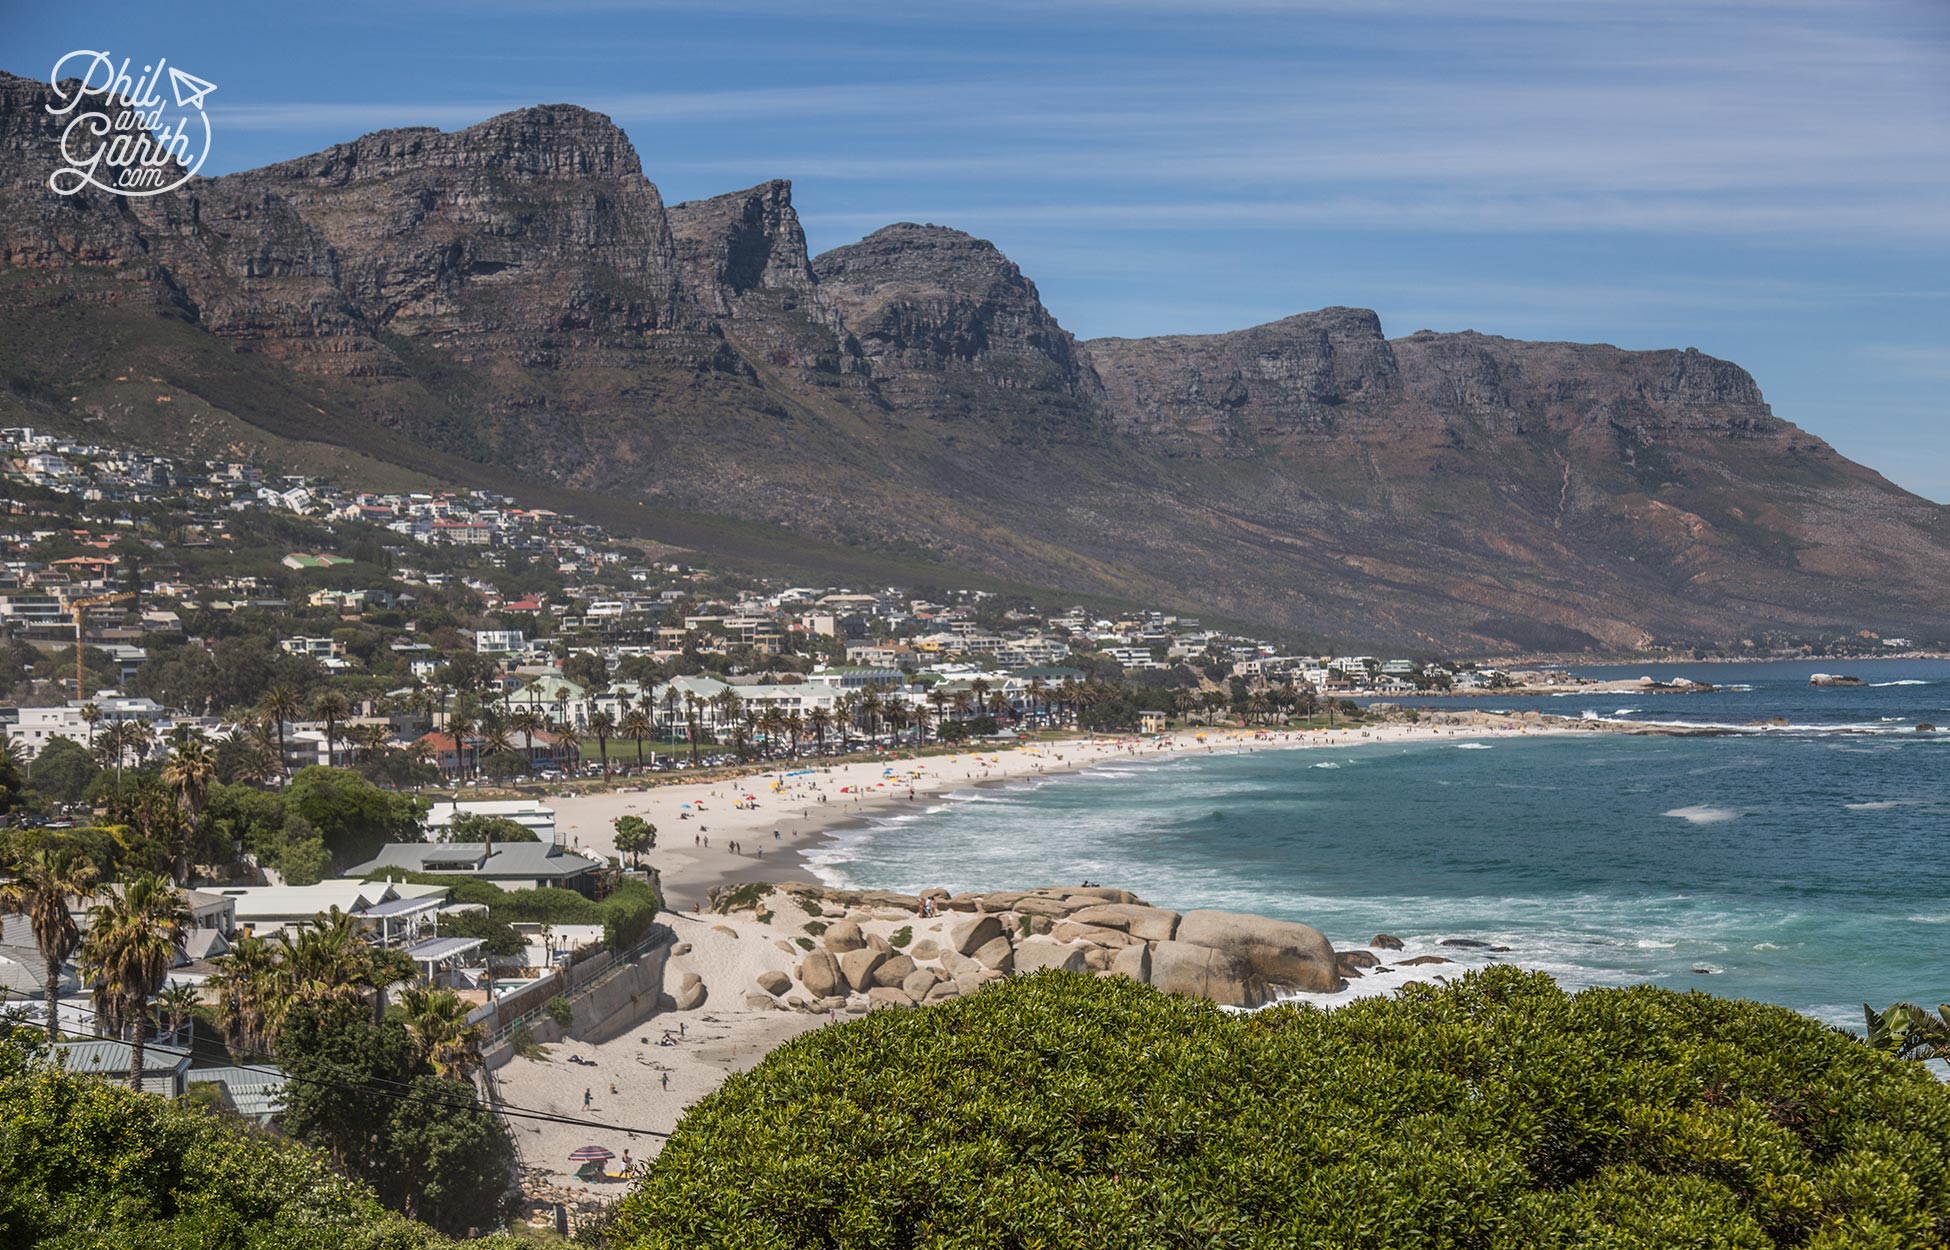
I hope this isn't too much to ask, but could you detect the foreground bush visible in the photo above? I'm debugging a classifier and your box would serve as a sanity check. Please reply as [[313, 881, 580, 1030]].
[[616, 968, 1950, 1249], [0, 1037, 519, 1249]]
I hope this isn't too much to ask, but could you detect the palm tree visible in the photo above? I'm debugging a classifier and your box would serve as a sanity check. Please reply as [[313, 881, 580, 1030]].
[[711, 691, 743, 746], [681, 693, 703, 766], [354, 722, 392, 764], [0, 846, 99, 1042], [511, 705, 546, 770], [258, 685, 301, 776], [1027, 677, 1049, 723], [80, 702, 102, 752], [757, 708, 785, 753], [659, 687, 682, 743], [784, 710, 806, 757], [125, 720, 156, 770], [78, 872, 190, 1087], [987, 690, 1012, 725], [807, 706, 833, 753], [308, 689, 351, 767], [859, 689, 884, 744], [445, 707, 477, 780], [834, 693, 858, 752], [587, 709, 616, 780], [160, 738, 217, 882], [622, 709, 653, 771], [223, 724, 278, 785], [552, 720, 582, 775], [398, 986, 487, 1080], [207, 933, 287, 1056], [154, 981, 199, 1047], [94, 720, 131, 782]]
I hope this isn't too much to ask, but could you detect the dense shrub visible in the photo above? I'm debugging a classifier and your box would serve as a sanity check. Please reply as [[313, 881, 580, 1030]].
[[615, 969, 1950, 1249], [0, 1037, 517, 1248]]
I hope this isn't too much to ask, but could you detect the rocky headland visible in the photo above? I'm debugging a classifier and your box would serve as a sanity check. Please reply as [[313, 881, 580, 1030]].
[[698, 881, 1370, 1011]]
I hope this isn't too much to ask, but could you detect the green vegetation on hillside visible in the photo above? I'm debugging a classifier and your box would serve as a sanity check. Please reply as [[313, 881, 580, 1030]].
[[616, 969, 1950, 1249], [0, 1032, 519, 1249]]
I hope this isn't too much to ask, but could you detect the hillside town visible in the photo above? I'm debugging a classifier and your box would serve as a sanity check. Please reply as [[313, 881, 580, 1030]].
[[0, 425, 1511, 783]]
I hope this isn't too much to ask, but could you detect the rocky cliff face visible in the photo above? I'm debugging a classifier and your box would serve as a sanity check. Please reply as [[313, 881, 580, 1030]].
[[3, 69, 1946, 651], [813, 224, 1102, 430], [667, 180, 858, 377], [1088, 307, 1402, 454]]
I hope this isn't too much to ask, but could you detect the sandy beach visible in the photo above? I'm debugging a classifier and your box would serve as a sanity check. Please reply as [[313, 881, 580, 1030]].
[[499, 714, 1594, 1208], [549, 716, 1582, 908]]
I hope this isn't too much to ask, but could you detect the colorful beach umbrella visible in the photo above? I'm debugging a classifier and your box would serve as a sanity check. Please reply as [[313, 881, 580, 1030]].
[[568, 1145, 614, 1162]]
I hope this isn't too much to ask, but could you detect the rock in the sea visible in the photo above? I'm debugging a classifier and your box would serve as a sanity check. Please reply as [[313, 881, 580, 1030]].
[[673, 972, 707, 1010], [971, 936, 1016, 973], [822, 920, 865, 953], [1336, 952, 1378, 978], [1370, 934, 1406, 951], [838, 947, 887, 993], [873, 955, 917, 988], [755, 969, 791, 997], [1398, 955, 1453, 967], [1176, 909, 1343, 994], [797, 950, 844, 999], [1013, 939, 1088, 974], [1110, 943, 1151, 983], [1440, 939, 1491, 949], [949, 914, 1004, 956], [1809, 673, 1865, 687], [1068, 903, 1181, 942]]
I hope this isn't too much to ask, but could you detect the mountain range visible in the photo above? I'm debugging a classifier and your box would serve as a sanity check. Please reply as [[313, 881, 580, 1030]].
[[4, 69, 1946, 653]]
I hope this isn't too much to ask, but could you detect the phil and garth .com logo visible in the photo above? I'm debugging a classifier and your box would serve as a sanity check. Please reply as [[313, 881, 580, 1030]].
[[45, 50, 217, 197]]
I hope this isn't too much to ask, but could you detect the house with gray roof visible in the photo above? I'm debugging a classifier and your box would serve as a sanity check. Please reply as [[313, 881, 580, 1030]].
[[53, 1039, 192, 1098], [349, 841, 604, 895]]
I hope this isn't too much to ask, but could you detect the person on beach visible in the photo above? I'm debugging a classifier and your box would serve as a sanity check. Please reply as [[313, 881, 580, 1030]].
[[660, 1072, 668, 1091], [583, 1088, 593, 1110]]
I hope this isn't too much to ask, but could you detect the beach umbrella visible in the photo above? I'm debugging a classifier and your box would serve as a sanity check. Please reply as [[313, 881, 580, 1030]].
[[568, 1145, 614, 1162]]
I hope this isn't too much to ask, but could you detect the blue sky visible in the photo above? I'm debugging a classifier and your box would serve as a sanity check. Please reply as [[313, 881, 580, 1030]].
[[11, 0, 1949, 498]]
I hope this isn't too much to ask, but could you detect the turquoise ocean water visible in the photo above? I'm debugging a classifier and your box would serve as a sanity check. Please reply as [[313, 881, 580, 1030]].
[[807, 659, 1950, 1025]]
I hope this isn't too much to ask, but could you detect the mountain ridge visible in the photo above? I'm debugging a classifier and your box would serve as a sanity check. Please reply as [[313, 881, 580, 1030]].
[[3, 76, 1944, 652]]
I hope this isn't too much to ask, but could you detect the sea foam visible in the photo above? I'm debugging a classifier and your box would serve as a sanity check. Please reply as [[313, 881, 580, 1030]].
[[1663, 804, 1742, 824]]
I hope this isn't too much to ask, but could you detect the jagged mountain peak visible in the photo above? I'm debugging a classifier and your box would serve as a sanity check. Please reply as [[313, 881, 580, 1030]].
[[1, 76, 1944, 650], [244, 102, 644, 186]]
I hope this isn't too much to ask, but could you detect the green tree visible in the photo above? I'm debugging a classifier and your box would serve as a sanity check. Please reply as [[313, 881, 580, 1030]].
[[259, 684, 302, 775], [283, 766, 424, 870], [618, 969, 1950, 1249], [27, 735, 99, 805], [613, 814, 656, 867], [0, 845, 98, 1042], [77, 872, 190, 1086]]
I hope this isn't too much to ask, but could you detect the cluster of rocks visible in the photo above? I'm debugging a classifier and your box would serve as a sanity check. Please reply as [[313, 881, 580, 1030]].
[[708, 882, 1351, 1010]]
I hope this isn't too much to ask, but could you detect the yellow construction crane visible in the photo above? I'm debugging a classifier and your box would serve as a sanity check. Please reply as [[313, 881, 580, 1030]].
[[70, 591, 135, 698]]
